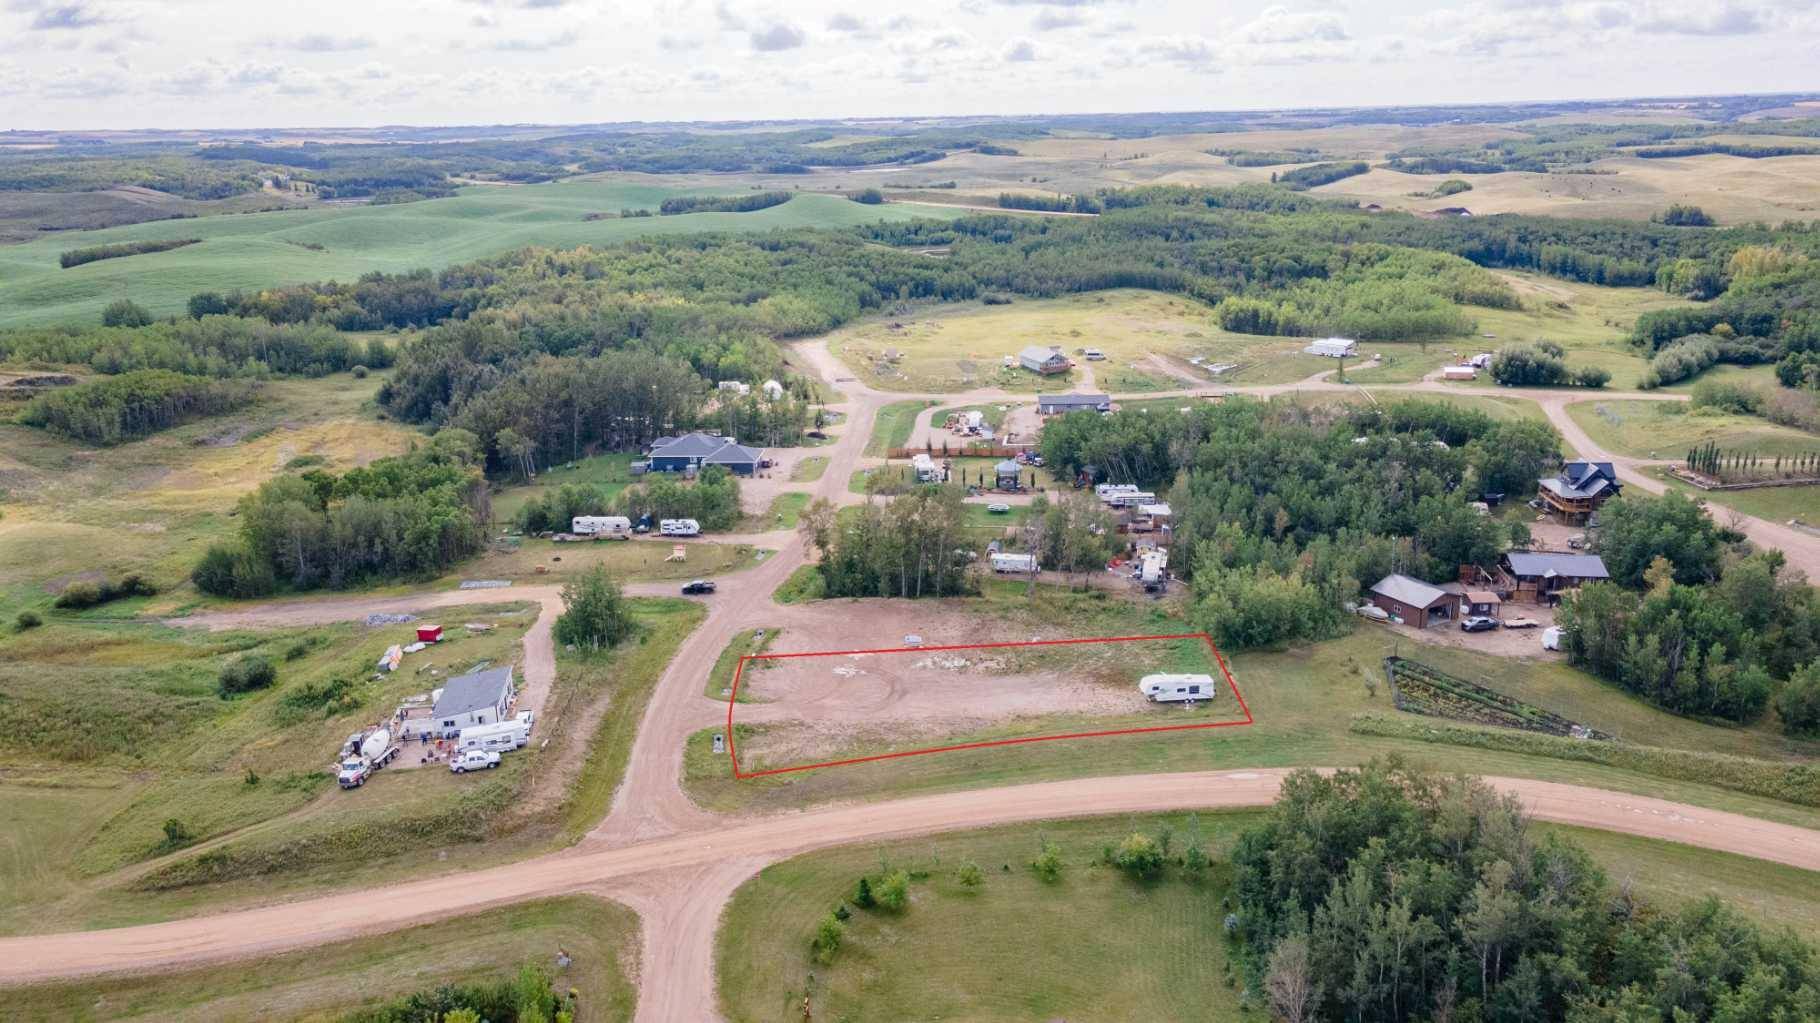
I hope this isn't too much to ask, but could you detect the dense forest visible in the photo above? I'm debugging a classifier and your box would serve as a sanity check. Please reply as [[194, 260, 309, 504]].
[[804, 488, 977, 599], [1557, 493, 1820, 726], [192, 431, 489, 597], [19, 369, 257, 445], [0, 316, 389, 379], [1040, 398, 1549, 649], [1235, 760, 1820, 1023]]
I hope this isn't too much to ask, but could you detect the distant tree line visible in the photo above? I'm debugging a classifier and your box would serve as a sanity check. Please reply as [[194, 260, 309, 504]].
[[658, 191, 793, 215], [1207, 148, 1326, 167], [19, 369, 257, 445], [0, 316, 389, 380], [1274, 161, 1369, 190], [59, 237, 201, 269], [996, 192, 1103, 213], [192, 431, 489, 597]]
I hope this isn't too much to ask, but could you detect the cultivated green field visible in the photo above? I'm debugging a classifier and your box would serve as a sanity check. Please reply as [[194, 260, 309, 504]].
[[715, 811, 1820, 1022], [11, 896, 639, 1023], [0, 183, 960, 327]]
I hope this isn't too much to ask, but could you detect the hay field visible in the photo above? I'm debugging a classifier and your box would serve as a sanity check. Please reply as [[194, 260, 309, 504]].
[[0, 182, 960, 328]]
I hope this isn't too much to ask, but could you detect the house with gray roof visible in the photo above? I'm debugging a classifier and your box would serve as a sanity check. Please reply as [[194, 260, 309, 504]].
[[1501, 551, 1610, 604], [420, 665, 515, 738], [1368, 573, 1458, 629], [1036, 392, 1111, 415], [645, 432, 764, 476], [1018, 346, 1071, 375], [1538, 461, 1621, 523]]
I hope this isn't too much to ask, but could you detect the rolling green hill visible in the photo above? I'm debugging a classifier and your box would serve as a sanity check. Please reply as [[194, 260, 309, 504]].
[[0, 181, 958, 328]]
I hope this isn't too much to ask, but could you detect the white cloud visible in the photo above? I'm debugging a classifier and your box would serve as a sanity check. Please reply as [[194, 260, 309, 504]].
[[749, 21, 805, 51], [1003, 37, 1038, 61]]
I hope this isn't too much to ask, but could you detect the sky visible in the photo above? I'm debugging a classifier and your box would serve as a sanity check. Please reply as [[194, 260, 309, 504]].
[[1, 0, 1818, 130]]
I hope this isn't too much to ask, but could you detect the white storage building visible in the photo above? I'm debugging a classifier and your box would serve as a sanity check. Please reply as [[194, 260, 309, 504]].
[[1303, 337, 1358, 358]]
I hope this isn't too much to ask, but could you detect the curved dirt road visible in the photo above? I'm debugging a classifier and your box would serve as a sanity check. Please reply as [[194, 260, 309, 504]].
[[36, 338, 1816, 1020], [2, 770, 1816, 991]]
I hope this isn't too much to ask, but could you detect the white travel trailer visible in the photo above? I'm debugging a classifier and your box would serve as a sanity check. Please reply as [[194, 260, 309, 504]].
[[911, 452, 943, 483], [1140, 673, 1216, 703], [1095, 483, 1140, 502], [571, 515, 632, 539], [660, 518, 702, 537], [989, 552, 1039, 574], [1106, 490, 1158, 509], [457, 717, 530, 753]]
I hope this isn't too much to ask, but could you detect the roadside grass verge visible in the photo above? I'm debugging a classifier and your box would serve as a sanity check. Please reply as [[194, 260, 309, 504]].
[[773, 564, 826, 605], [764, 492, 811, 530], [1348, 714, 1820, 808], [705, 626, 783, 701], [864, 400, 934, 456], [9, 896, 639, 1023], [790, 456, 830, 482], [559, 598, 708, 840]]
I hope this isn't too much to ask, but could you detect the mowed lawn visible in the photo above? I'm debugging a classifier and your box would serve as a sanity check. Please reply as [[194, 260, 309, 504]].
[[1567, 399, 1820, 460], [716, 812, 1820, 1022], [717, 813, 1243, 1023], [11, 896, 639, 1023], [0, 184, 960, 327]]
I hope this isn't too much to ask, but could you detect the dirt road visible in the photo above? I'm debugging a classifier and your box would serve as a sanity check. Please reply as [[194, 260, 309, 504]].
[[2, 770, 1815, 1001]]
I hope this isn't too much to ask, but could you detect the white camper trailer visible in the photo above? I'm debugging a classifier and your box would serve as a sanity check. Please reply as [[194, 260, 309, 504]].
[[990, 552, 1039, 574], [1095, 483, 1140, 503], [458, 718, 530, 754], [911, 452, 943, 483], [660, 518, 702, 537], [1140, 673, 1216, 703], [571, 515, 632, 539]]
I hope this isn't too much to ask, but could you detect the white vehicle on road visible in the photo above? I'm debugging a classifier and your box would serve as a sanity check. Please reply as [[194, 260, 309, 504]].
[[450, 749, 501, 773]]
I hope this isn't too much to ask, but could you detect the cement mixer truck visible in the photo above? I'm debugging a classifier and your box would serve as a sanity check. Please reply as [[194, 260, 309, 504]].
[[336, 727, 400, 789]]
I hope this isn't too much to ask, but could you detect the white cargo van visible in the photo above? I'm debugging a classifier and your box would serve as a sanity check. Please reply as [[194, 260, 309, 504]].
[[660, 518, 701, 537], [990, 552, 1038, 574], [1140, 673, 1215, 703], [458, 718, 529, 754], [572, 515, 632, 539]]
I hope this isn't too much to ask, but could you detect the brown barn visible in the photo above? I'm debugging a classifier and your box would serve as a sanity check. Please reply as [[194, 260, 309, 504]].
[[1368, 573, 1457, 629]]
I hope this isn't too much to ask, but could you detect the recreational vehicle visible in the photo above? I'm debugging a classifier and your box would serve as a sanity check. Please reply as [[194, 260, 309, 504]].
[[457, 718, 530, 753], [1140, 673, 1216, 703], [990, 552, 1039, 574], [571, 515, 632, 539], [660, 518, 702, 537]]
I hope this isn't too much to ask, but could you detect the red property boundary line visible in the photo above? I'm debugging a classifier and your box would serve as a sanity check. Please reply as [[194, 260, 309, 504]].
[[725, 632, 1252, 780]]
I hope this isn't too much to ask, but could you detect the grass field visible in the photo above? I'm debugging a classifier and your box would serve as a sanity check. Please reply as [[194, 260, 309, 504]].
[[0, 596, 701, 935], [0, 369, 418, 617], [828, 290, 1326, 393], [1567, 400, 1820, 460], [715, 811, 1820, 1022], [683, 584, 1820, 826], [491, 453, 640, 527], [717, 812, 1241, 1023], [0, 183, 961, 327], [11, 896, 639, 1023], [441, 537, 763, 588], [761, 492, 811, 530], [1649, 467, 1820, 524]]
